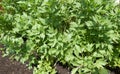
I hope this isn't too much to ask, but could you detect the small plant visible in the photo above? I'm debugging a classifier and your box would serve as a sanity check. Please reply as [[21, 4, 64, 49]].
[[0, 0, 120, 74]]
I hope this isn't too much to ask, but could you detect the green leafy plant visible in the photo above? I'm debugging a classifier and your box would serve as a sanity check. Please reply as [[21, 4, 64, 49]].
[[0, 0, 120, 74]]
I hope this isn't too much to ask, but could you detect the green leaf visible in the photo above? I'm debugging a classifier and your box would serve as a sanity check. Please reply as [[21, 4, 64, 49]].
[[71, 68, 79, 74], [95, 59, 107, 68], [99, 68, 109, 74]]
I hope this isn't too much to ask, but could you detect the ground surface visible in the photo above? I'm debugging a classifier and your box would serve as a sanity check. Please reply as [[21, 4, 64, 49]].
[[0, 51, 33, 74]]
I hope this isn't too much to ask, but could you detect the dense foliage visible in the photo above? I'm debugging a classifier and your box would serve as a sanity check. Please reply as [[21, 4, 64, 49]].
[[0, 0, 120, 74]]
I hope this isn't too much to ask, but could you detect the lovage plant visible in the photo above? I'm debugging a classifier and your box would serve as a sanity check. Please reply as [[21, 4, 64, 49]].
[[0, 0, 120, 74]]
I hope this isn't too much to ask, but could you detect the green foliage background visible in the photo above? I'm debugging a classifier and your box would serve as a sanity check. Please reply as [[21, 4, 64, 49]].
[[0, 0, 120, 74]]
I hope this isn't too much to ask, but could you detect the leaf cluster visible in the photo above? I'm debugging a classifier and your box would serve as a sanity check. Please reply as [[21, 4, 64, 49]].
[[0, 0, 120, 74]]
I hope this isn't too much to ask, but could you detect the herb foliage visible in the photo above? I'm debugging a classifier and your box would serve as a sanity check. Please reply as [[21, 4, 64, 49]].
[[0, 0, 120, 74]]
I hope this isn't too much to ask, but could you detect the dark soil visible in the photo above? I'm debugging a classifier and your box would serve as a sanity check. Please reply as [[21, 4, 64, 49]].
[[106, 66, 120, 74], [55, 62, 70, 74], [0, 44, 33, 74], [0, 51, 33, 74]]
